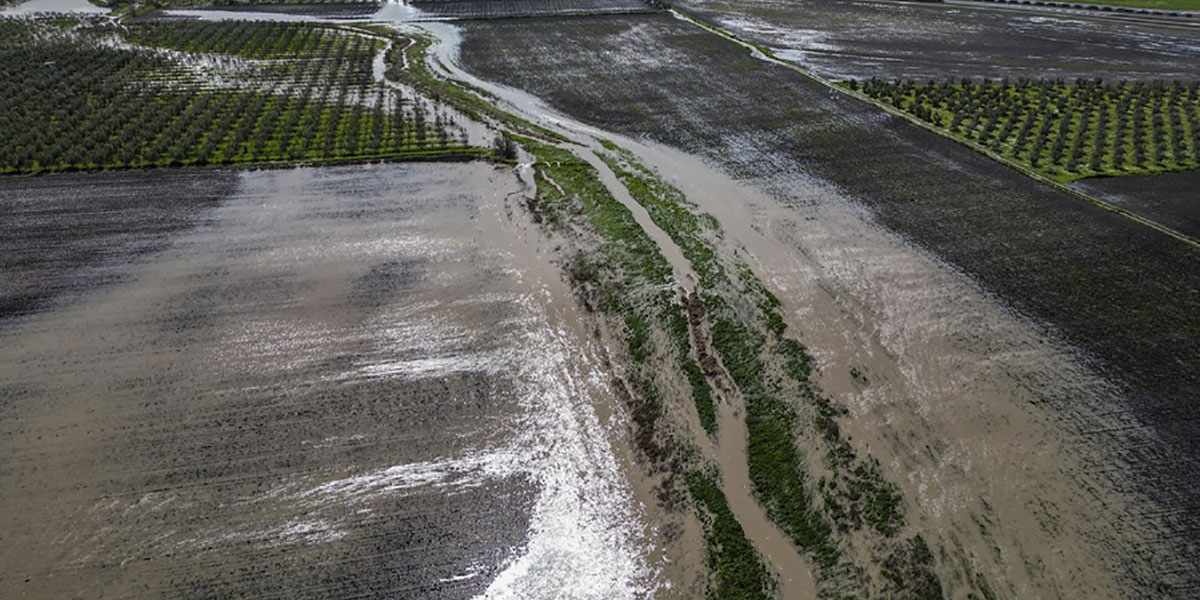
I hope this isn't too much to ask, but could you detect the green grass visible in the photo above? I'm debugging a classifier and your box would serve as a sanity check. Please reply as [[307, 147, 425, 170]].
[[848, 78, 1200, 182], [523, 141, 775, 597], [687, 471, 775, 600], [0, 19, 481, 174], [683, 359, 717, 434]]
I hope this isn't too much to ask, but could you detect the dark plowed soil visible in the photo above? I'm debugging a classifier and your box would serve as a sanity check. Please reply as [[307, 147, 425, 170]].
[[1071, 170, 1200, 239], [676, 0, 1200, 80], [458, 14, 1200, 597]]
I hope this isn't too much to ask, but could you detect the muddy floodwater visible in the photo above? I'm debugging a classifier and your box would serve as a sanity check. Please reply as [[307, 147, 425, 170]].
[[0, 164, 657, 599]]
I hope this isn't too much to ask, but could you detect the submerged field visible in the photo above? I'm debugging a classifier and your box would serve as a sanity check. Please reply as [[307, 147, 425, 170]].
[[0, 163, 663, 599], [458, 12, 1200, 598], [0, 18, 479, 173]]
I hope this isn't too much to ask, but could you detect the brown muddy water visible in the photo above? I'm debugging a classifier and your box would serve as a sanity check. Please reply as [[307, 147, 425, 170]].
[[422, 18, 1197, 596], [0, 163, 661, 599]]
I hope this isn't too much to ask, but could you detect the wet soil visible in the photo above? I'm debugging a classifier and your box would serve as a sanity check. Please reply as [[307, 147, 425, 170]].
[[0, 163, 660, 599], [456, 13, 1200, 597], [1071, 170, 1200, 239], [676, 0, 1200, 80]]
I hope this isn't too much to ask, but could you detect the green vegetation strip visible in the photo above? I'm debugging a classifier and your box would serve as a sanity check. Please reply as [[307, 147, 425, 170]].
[[687, 471, 775, 600], [849, 78, 1200, 182], [598, 144, 951, 598], [523, 138, 771, 598], [0, 18, 482, 174]]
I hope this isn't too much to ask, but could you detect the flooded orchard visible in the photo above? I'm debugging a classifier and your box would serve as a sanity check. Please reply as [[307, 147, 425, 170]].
[[0, 163, 659, 599]]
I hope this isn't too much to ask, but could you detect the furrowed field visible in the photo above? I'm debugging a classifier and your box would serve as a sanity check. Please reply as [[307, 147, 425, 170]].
[[0, 18, 478, 173], [851, 78, 1200, 181]]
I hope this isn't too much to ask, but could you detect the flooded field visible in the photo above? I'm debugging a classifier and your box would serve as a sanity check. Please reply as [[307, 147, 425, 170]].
[[0, 164, 662, 599], [4, 2, 1199, 598], [456, 13, 1200, 597], [676, 0, 1200, 80]]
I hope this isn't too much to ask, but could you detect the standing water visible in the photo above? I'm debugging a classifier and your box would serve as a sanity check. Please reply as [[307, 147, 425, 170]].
[[0, 164, 657, 599]]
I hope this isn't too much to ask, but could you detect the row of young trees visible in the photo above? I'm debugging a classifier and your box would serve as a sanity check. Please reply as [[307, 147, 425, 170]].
[[850, 77, 1200, 180], [0, 18, 472, 173]]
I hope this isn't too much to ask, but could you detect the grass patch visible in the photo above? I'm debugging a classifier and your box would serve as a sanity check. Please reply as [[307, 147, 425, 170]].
[[687, 470, 775, 600], [600, 143, 942, 594]]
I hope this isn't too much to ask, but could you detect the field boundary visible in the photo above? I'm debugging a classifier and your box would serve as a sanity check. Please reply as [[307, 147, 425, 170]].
[[670, 8, 1200, 251]]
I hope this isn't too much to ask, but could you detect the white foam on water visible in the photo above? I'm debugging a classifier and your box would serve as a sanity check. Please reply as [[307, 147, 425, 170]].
[[279, 289, 655, 599], [470, 293, 652, 600]]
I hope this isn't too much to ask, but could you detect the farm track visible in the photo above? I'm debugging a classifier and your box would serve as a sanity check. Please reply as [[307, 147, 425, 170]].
[[456, 12, 1200, 598]]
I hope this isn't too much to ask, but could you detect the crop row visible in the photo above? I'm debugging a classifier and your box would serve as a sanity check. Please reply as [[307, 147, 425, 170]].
[[0, 18, 475, 173], [850, 78, 1200, 181]]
